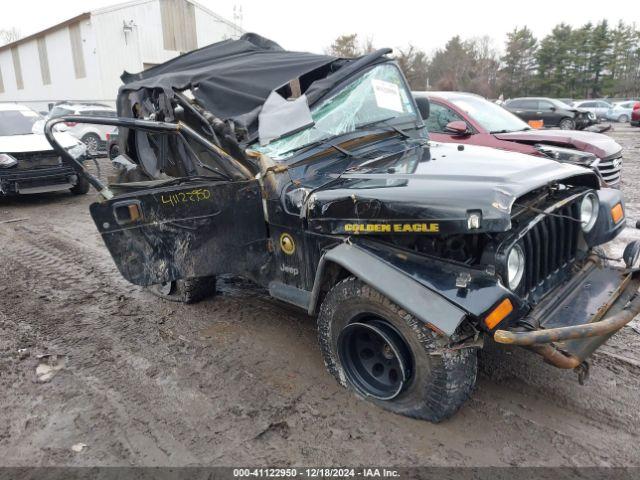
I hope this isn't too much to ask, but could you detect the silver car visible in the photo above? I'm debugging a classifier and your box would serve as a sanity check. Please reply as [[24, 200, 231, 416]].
[[572, 100, 612, 120], [605, 101, 638, 123]]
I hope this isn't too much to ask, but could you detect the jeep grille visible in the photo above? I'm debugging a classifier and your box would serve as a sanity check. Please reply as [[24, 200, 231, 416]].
[[518, 199, 581, 302]]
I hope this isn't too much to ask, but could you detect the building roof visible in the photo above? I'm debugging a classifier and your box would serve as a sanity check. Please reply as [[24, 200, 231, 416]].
[[0, 12, 90, 54], [0, 0, 241, 54]]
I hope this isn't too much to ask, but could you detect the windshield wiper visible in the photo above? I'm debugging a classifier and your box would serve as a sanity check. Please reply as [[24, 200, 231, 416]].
[[490, 127, 532, 134], [355, 116, 411, 138], [276, 136, 334, 158]]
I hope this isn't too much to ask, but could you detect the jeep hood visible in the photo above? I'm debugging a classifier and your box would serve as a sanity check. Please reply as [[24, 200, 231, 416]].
[[494, 129, 621, 159], [305, 141, 598, 235]]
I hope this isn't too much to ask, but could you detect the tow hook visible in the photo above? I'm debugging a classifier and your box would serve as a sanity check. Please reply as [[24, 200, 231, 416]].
[[575, 361, 590, 385]]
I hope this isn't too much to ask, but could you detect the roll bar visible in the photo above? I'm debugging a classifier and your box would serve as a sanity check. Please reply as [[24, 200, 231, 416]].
[[44, 115, 254, 200]]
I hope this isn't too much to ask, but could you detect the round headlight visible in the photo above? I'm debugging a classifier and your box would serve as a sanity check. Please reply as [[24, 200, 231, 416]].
[[580, 193, 599, 232], [507, 245, 525, 290]]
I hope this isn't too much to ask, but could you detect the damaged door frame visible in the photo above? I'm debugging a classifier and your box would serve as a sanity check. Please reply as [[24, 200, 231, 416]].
[[44, 115, 255, 200]]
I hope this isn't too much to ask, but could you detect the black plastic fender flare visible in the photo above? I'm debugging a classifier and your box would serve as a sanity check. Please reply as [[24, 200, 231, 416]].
[[308, 242, 467, 337]]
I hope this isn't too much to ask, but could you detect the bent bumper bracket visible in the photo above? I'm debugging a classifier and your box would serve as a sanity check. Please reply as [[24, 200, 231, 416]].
[[493, 291, 640, 346]]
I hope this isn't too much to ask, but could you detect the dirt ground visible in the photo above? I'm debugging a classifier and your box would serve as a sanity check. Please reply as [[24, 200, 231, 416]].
[[1, 125, 639, 468]]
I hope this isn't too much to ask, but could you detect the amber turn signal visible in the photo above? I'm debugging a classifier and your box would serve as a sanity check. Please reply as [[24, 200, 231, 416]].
[[485, 298, 513, 330], [611, 203, 624, 224]]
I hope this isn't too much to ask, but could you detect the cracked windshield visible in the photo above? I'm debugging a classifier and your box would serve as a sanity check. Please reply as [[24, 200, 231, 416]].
[[254, 64, 417, 160]]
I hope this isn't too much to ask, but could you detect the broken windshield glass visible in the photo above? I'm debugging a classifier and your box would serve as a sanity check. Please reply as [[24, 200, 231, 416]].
[[252, 64, 417, 161]]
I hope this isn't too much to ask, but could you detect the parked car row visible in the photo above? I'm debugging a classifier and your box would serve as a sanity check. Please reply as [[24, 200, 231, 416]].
[[502, 97, 640, 126], [414, 91, 623, 187]]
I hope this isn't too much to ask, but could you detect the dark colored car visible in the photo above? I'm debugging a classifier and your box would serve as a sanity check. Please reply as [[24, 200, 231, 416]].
[[503, 97, 595, 130], [413, 92, 623, 187], [632, 102, 640, 127], [46, 34, 640, 422]]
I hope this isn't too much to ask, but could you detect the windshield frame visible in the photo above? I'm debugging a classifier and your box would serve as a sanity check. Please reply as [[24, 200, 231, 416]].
[[251, 61, 423, 161]]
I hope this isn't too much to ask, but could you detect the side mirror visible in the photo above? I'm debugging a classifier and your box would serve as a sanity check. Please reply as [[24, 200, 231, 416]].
[[550, 106, 556, 111], [444, 121, 469, 136], [414, 97, 430, 120]]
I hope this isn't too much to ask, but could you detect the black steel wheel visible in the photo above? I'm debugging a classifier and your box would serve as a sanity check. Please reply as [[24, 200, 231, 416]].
[[317, 277, 477, 422], [338, 320, 412, 400]]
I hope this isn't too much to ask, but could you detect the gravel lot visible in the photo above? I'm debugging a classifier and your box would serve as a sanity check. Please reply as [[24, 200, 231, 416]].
[[1, 125, 639, 468]]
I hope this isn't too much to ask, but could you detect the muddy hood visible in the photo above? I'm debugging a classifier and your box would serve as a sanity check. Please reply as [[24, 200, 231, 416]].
[[494, 129, 621, 159], [305, 141, 599, 235]]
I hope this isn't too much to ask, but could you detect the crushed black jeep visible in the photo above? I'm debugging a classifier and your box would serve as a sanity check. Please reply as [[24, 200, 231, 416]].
[[45, 34, 640, 422]]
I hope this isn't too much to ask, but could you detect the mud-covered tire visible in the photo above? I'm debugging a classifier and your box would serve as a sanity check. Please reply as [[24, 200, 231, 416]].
[[317, 277, 477, 422], [147, 276, 217, 304], [70, 175, 90, 195], [559, 118, 576, 130]]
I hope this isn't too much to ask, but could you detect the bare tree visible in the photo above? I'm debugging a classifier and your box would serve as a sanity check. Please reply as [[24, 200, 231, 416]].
[[0, 27, 21, 46], [326, 34, 361, 58], [394, 45, 429, 90]]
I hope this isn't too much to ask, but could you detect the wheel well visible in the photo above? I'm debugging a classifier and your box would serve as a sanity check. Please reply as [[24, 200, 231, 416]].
[[312, 261, 352, 315]]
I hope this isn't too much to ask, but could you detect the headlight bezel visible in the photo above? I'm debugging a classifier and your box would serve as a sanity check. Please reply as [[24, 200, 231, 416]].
[[580, 193, 599, 233], [0, 153, 18, 169], [506, 244, 525, 291], [534, 144, 598, 166]]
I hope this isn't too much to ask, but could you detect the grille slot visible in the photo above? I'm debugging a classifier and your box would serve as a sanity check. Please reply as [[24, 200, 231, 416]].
[[12, 151, 62, 170], [518, 201, 580, 298], [597, 154, 622, 186]]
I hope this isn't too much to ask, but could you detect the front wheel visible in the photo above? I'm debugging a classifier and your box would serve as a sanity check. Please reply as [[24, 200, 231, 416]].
[[618, 114, 629, 123], [70, 175, 90, 195], [317, 277, 477, 422], [559, 118, 576, 130]]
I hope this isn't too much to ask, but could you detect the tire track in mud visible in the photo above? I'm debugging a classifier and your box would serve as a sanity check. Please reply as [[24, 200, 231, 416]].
[[0, 223, 312, 465]]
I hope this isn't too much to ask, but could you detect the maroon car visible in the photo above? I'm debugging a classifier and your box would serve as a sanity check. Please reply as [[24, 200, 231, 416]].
[[632, 102, 640, 127], [413, 91, 623, 187]]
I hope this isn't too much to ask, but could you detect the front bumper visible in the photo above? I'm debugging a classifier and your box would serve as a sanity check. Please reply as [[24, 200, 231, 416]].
[[0, 165, 78, 194], [493, 255, 640, 369]]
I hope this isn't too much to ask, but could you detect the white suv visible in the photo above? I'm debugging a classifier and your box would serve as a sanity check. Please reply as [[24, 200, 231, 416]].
[[48, 103, 117, 155]]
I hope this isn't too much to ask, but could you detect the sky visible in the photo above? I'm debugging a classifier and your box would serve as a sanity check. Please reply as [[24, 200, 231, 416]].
[[0, 0, 634, 55]]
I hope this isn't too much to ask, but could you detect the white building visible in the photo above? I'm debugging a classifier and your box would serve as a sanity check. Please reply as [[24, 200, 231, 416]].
[[0, 0, 243, 111]]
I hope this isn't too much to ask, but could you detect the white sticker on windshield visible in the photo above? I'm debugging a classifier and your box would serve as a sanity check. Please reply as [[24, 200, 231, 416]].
[[371, 79, 403, 112], [22, 110, 39, 117]]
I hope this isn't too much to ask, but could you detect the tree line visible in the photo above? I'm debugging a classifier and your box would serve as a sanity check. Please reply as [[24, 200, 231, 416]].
[[327, 20, 640, 100]]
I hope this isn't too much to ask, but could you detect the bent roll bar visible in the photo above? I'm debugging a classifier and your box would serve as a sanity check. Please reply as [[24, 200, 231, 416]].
[[44, 115, 254, 200]]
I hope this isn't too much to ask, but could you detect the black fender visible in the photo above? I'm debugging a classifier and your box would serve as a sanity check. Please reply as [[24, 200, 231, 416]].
[[309, 239, 521, 337], [308, 242, 468, 336]]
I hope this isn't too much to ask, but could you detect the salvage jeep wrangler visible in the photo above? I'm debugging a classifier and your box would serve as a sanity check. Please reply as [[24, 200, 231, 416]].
[[45, 34, 640, 422]]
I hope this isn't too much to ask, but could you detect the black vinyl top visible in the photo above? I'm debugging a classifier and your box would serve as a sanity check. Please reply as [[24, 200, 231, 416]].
[[119, 33, 391, 135]]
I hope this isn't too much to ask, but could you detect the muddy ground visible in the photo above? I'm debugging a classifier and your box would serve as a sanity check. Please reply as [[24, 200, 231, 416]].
[[1, 125, 639, 468]]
